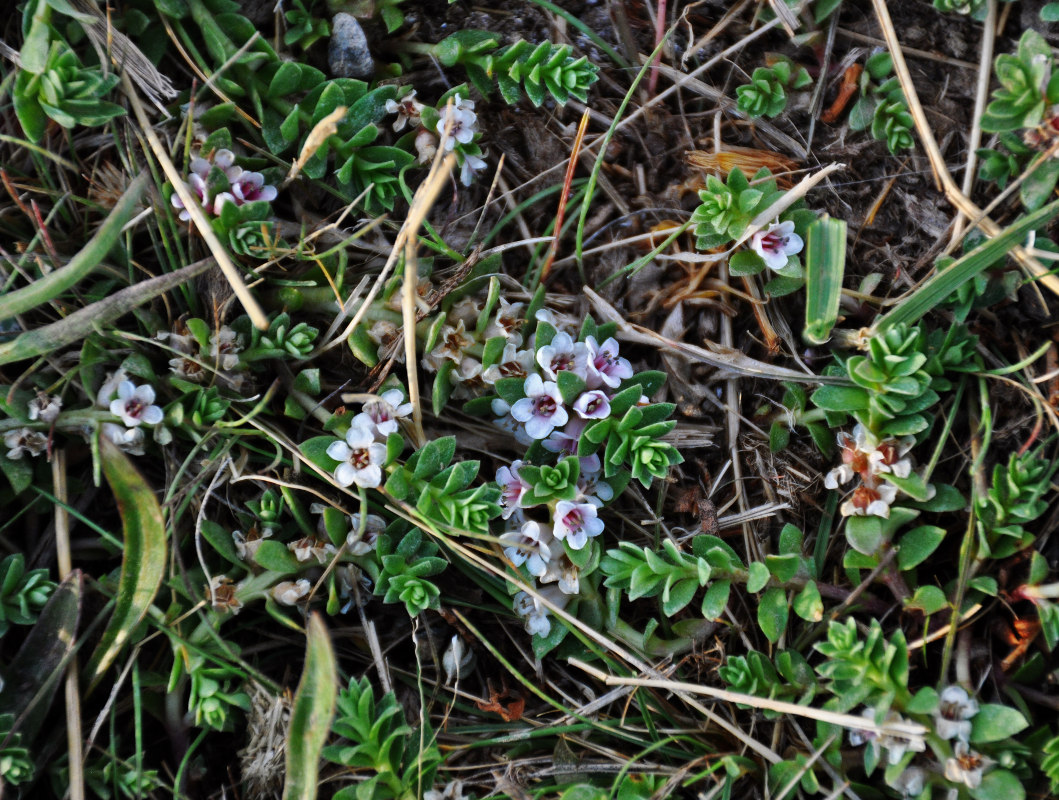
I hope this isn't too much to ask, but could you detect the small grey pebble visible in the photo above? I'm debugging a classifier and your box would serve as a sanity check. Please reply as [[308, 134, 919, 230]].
[[329, 13, 374, 80]]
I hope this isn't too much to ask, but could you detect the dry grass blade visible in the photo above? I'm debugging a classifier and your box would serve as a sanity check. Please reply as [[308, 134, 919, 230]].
[[119, 72, 269, 329], [869, 0, 1059, 297]]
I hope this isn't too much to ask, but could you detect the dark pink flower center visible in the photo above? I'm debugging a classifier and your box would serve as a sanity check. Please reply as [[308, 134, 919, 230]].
[[534, 396, 557, 416], [350, 447, 371, 469]]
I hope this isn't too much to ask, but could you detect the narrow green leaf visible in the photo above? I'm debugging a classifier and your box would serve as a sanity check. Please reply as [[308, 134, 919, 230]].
[[872, 197, 1059, 333], [283, 613, 337, 800], [85, 438, 167, 687], [803, 215, 846, 345], [0, 172, 149, 320]]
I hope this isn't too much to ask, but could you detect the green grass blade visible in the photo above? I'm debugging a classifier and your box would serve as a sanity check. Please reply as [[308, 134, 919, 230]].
[[84, 437, 168, 689], [0, 171, 149, 320], [282, 613, 337, 800], [872, 197, 1059, 333], [803, 215, 846, 345], [0, 256, 215, 366]]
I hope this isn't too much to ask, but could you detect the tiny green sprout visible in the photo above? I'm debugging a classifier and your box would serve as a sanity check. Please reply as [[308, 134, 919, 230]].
[[735, 59, 811, 119], [981, 29, 1059, 133]]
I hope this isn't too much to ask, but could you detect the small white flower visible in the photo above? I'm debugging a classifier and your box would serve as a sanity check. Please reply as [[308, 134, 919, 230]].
[[423, 320, 474, 371], [209, 326, 242, 370], [233, 526, 272, 561], [536, 332, 589, 381], [4, 428, 47, 459], [935, 686, 979, 741], [483, 298, 526, 346], [945, 740, 990, 789], [499, 520, 553, 576], [28, 392, 62, 423], [101, 422, 146, 456], [578, 469, 614, 503], [288, 537, 336, 564], [436, 93, 478, 150], [750, 220, 803, 271], [482, 344, 536, 385], [109, 381, 165, 427], [385, 89, 425, 132], [584, 335, 633, 389], [346, 512, 386, 555], [539, 549, 581, 595], [326, 424, 387, 488], [891, 766, 926, 798], [353, 389, 413, 438], [459, 152, 488, 186], [271, 579, 311, 606], [510, 374, 568, 440], [839, 480, 899, 518], [849, 709, 926, 766], [513, 585, 570, 637], [553, 499, 604, 550]]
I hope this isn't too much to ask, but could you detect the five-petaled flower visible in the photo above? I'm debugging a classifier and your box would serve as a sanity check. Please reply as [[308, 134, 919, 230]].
[[326, 424, 387, 488], [385, 89, 425, 132], [584, 335, 633, 389], [510, 375, 568, 439], [499, 520, 553, 577], [353, 388, 413, 438], [553, 499, 604, 550], [750, 219, 803, 271], [536, 332, 588, 381], [436, 94, 478, 150], [840, 481, 899, 518], [109, 381, 165, 427], [944, 741, 990, 789], [496, 460, 531, 519]]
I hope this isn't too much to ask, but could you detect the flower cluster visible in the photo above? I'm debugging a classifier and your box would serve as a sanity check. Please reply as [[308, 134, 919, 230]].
[[326, 389, 412, 489], [170, 148, 278, 221], [397, 90, 488, 186], [161, 322, 244, 390], [823, 423, 923, 518]]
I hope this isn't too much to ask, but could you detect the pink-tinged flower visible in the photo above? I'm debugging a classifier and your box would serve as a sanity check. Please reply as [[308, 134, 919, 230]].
[[935, 686, 979, 741], [109, 381, 164, 427], [945, 741, 990, 789], [573, 390, 611, 420], [553, 499, 604, 550], [326, 424, 387, 488], [510, 374, 568, 439], [459, 152, 488, 186], [536, 332, 589, 381], [584, 335, 633, 389], [750, 220, 803, 271], [209, 326, 242, 370], [353, 389, 413, 438], [839, 481, 899, 518], [496, 460, 531, 519], [542, 417, 587, 459], [499, 520, 553, 576], [436, 94, 478, 150], [384, 89, 424, 132], [482, 344, 536, 385], [271, 579, 311, 606], [4, 428, 47, 459], [230, 170, 278, 204], [824, 424, 913, 488]]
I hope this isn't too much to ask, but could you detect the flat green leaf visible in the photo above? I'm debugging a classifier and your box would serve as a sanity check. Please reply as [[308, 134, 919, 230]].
[[254, 540, 301, 573], [970, 704, 1028, 743], [747, 561, 770, 593], [811, 385, 869, 412], [793, 581, 822, 622], [85, 437, 167, 687], [905, 686, 938, 714], [283, 613, 337, 800], [701, 580, 730, 619], [845, 515, 884, 555], [905, 585, 947, 615], [897, 525, 945, 570], [803, 215, 846, 345], [765, 554, 800, 583], [969, 769, 1024, 800], [758, 588, 788, 643]]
